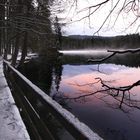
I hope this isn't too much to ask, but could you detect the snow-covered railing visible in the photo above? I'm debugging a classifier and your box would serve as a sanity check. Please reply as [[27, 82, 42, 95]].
[[4, 60, 103, 140]]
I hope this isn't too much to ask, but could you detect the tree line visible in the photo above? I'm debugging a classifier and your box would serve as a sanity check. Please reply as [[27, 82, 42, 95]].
[[60, 33, 140, 50]]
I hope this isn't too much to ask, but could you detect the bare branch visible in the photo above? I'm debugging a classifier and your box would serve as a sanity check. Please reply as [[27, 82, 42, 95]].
[[88, 51, 116, 63], [112, 0, 127, 27], [108, 48, 140, 53], [96, 77, 140, 92], [94, 0, 121, 34], [78, 0, 110, 13], [88, 48, 140, 63], [61, 77, 140, 111]]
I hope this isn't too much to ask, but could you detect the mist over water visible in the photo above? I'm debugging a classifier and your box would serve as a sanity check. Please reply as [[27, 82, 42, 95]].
[[59, 49, 108, 55]]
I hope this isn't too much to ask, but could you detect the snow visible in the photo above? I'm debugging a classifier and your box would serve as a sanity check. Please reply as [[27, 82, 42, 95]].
[[7, 53, 38, 62], [0, 58, 30, 140], [4, 60, 103, 140]]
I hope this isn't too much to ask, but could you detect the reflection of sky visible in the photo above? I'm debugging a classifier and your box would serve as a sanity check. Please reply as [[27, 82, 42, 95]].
[[62, 64, 127, 78], [58, 63, 140, 140], [61, 64, 140, 95]]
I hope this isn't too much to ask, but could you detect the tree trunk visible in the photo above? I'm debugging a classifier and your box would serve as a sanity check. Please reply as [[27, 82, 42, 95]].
[[11, 0, 23, 66], [11, 34, 20, 66], [19, 31, 28, 67]]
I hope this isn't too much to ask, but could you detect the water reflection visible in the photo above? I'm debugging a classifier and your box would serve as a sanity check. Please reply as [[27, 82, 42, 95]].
[[19, 50, 140, 140], [19, 55, 63, 95], [61, 50, 140, 67], [59, 61, 140, 140]]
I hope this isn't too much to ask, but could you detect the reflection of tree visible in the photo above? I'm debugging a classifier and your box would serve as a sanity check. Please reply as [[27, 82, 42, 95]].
[[38, 57, 54, 94], [62, 51, 140, 67], [65, 49, 140, 113], [53, 58, 63, 92], [88, 48, 140, 63], [95, 78, 140, 111], [18, 56, 63, 95], [52, 91, 72, 110], [61, 77, 140, 113]]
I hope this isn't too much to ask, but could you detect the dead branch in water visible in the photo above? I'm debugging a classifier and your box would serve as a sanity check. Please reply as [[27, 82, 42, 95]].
[[60, 77, 140, 111], [67, 77, 140, 100], [88, 48, 140, 63]]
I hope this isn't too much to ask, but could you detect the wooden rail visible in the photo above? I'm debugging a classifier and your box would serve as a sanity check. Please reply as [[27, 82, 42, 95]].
[[3, 60, 103, 140]]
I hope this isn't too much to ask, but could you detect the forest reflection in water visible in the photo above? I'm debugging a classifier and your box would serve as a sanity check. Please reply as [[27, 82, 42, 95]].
[[19, 50, 140, 140]]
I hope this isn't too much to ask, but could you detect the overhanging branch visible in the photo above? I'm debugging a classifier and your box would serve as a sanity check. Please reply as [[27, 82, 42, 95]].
[[88, 48, 140, 63]]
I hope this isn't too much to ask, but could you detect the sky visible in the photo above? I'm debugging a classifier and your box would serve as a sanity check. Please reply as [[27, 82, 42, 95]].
[[55, 0, 140, 36]]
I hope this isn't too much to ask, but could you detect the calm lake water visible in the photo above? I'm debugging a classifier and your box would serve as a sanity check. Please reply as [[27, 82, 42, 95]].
[[20, 50, 140, 140]]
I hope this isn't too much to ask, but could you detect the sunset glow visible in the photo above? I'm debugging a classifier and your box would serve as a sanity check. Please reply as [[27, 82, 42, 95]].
[[60, 64, 140, 100]]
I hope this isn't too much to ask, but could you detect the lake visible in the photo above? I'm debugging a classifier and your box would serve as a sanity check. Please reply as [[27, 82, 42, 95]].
[[19, 50, 140, 140]]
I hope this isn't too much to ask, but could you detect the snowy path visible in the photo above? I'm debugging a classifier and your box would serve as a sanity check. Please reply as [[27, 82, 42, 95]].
[[0, 58, 30, 140]]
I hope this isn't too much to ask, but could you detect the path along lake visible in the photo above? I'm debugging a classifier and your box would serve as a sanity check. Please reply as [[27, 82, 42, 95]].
[[19, 50, 140, 140]]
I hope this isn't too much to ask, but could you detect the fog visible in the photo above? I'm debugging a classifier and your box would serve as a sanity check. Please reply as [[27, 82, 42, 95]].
[[59, 49, 109, 55]]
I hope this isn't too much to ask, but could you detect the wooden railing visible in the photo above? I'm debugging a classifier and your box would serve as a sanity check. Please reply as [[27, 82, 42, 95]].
[[3, 60, 103, 140]]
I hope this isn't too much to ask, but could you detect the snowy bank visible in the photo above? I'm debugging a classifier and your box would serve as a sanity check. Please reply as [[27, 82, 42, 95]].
[[0, 57, 30, 140]]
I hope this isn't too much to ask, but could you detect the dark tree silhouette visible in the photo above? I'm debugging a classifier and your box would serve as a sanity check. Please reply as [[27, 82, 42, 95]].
[[54, 16, 62, 49], [0, 0, 61, 66]]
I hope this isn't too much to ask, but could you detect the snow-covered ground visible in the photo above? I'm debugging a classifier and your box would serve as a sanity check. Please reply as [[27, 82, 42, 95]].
[[0, 57, 30, 140]]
